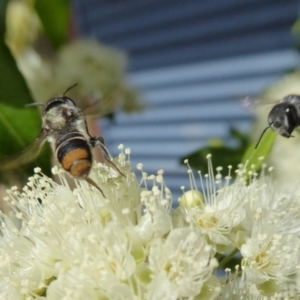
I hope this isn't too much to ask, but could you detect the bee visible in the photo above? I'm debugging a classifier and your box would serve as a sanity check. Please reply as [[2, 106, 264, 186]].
[[0, 83, 124, 197], [255, 94, 300, 149]]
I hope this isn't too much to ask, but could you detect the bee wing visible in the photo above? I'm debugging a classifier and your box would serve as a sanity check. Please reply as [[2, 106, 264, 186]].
[[0, 131, 47, 171], [83, 84, 122, 119], [239, 95, 279, 115]]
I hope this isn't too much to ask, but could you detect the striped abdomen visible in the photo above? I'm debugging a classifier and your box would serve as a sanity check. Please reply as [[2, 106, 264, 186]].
[[55, 132, 92, 178]]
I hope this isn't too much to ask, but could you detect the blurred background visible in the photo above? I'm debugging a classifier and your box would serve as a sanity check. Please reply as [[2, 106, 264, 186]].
[[1, 0, 300, 202], [73, 0, 300, 200]]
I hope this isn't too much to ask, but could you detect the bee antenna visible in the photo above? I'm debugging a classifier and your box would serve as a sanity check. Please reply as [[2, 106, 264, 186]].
[[63, 83, 78, 96], [25, 103, 45, 108], [254, 124, 272, 149]]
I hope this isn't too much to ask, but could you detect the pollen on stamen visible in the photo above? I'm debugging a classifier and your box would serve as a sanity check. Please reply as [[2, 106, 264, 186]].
[[157, 169, 164, 175], [118, 144, 124, 150], [136, 163, 143, 170], [206, 154, 212, 159], [183, 159, 189, 164], [125, 148, 131, 155], [148, 175, 155, 180], [27, 182, 34, 188], [34, 167, 42, 174], [156, 175, 163, 183], [51, 166, 59, 175]]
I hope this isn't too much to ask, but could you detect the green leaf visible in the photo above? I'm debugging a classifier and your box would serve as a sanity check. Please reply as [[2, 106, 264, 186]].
[[292, 18, 300, 35], [0, 103, 52, 179], [0, 0, 8, 37], [0, 41, 34, 106], [180, 128, 249, 176], [0, 4, 51, 180], [0, 103, 41, 154], [34, 0, 70, 49], [241, 129, 277, 175]]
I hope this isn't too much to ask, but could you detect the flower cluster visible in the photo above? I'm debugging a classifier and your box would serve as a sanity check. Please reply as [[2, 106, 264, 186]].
[[1, 147, 300, 299], [0, 146, 218, 299], [180, 158, 300, 299]]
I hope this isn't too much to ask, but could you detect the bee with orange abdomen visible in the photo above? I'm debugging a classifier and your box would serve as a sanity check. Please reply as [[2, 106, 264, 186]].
[[0, 83, 124, 197]]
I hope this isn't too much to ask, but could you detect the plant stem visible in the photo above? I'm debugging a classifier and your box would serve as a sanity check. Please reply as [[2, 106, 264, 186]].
[[218, 247, 239, 270], [215, 253, 222, 260]]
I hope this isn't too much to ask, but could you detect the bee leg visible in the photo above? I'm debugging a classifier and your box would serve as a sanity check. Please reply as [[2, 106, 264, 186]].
[[85, 176, 106, 198], [90, 137, 125, 177]]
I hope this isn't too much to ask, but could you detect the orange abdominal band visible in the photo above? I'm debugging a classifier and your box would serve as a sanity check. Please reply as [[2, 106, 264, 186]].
[[62, 148, 91, 177]]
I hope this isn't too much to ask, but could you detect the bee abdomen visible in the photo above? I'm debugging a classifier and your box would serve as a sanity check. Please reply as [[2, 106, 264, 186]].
[[69, 158, 92, 178], [55, 132, 92, 178]]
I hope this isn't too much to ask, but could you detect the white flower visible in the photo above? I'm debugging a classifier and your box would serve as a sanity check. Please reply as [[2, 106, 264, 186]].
[[0, 147, 218, 299], [147, 228, 217, 298], [6, 0, 41, 56], [3, 146, 300, 298], [237, 164, 300, 239], [241, 220, 300, 295], [180, 157, 246, 253]]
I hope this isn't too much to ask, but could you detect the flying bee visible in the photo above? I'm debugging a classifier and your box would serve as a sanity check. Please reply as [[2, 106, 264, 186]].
[[255, 94, 300, 149], [0, 83, 124, 197]]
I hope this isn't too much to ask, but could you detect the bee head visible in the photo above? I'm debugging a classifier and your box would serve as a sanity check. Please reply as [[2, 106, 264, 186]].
[[25, 83, 78, 116], [255, 102, 298, 149], [41, 84, 80, 131], [268, 103, 297, 138], [43, 96, 76, 116]]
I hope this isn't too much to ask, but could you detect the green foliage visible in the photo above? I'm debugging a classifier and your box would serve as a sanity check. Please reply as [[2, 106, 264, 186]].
[[180, 126, 277, 180], [241, 129, 277, 176], [0, 41, 33, 106], [180, 128, 249, 176], [0, 0, 8, 37], [0, 3, 51, 182], [0, 103, 41, 154], [34, 0, 71, 49]]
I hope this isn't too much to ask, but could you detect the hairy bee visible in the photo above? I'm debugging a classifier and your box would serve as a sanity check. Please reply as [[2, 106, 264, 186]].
[[1, 83, 124, 197], [255, 94, 300, 149]]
